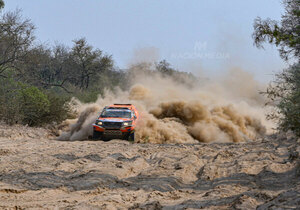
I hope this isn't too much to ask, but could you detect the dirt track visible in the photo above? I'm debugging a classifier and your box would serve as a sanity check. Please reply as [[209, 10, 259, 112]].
[[0, 123, 299, 209]]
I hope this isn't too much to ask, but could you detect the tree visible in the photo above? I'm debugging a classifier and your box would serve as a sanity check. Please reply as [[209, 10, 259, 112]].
[[19, 85, 50, 126], [155, 60, 197, 86], [70, 38, 113, 89], [17, 45, 52, 84], [19, 44, 74, 93], [253, 0, 300, 136], [48, 44, 74, 92], [0, 0, 4, 10], [0, 10, 35, 77], [156, 60, 175, 76], [253, 0, 300, 61]]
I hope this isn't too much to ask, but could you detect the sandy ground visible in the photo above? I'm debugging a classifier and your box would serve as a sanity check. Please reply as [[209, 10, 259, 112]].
[[0, 124, 299, 209]]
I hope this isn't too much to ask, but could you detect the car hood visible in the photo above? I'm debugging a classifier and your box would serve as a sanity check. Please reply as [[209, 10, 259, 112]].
[[98, 118, 131, 122]]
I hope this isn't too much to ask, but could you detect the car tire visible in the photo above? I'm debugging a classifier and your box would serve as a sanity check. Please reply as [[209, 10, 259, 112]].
[[128, 131, 135, 142], [92, 131, 102, 140]]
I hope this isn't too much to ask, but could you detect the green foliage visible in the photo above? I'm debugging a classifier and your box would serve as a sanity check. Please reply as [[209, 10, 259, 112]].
[[19, 85, 50, 126], [16, 38, 115, 93], [0, 10, 35, 77], [0, 0, 4, 10], [254, 0, 300, 136], [70, 38, 114, 90], [42, 92, 73, 124], [74, 90, 100, 103], [0, 78, 49, 125], [253, 0, 300, 60], [265, 63, 300, 136], [0, 77, 73, 126], [0, 77, 23, 124]]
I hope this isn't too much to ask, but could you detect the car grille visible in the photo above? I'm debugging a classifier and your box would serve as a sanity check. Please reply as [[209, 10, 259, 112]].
[[103, 121, 122, 129], [104, 130, 123, 136]]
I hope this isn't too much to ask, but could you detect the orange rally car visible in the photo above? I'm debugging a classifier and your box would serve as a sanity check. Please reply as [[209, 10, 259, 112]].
[[93, 104, 139, 141]]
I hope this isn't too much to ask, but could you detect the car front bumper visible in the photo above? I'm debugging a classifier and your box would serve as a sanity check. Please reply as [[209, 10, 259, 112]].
[[93, 124, 134, 139]]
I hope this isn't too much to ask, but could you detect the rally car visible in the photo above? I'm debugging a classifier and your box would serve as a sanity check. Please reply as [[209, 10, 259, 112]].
[[92, 104, 138, 141]]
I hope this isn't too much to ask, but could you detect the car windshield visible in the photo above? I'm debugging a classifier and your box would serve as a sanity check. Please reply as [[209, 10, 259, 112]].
[[100, 109, 132, 118]]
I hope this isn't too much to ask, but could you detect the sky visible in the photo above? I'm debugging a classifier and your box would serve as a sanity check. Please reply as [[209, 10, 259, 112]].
[[3, 0, 286, 82]]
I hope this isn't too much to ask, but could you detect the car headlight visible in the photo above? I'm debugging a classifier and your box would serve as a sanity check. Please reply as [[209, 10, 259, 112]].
[[96, 120, 103, 126], [123, 121, 132, 127]]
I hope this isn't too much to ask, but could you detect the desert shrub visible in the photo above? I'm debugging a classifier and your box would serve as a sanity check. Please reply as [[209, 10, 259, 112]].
[[0, 78, 23, 124], [18, 85, 50, 126], [73, 90, 100, 103], [253, 0, 300, 136], [0, 77, 73, 126], [42, 92, 74, 124], [265, 63, 300, 136]]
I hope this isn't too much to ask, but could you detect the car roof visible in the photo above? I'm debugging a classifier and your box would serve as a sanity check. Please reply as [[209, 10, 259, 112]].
[[107, 104, 136, 110], [105, 109, 132, 112], [112, 103, 132, 106]]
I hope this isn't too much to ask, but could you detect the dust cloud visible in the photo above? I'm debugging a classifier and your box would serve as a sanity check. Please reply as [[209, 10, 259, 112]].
[[58, 64, 273, 143], [129, 47, 160, 65]]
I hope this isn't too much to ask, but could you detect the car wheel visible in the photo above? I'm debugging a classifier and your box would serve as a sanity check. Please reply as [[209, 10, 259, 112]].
[[128, 131, 135, 142], [92, 131, 102, 140]]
